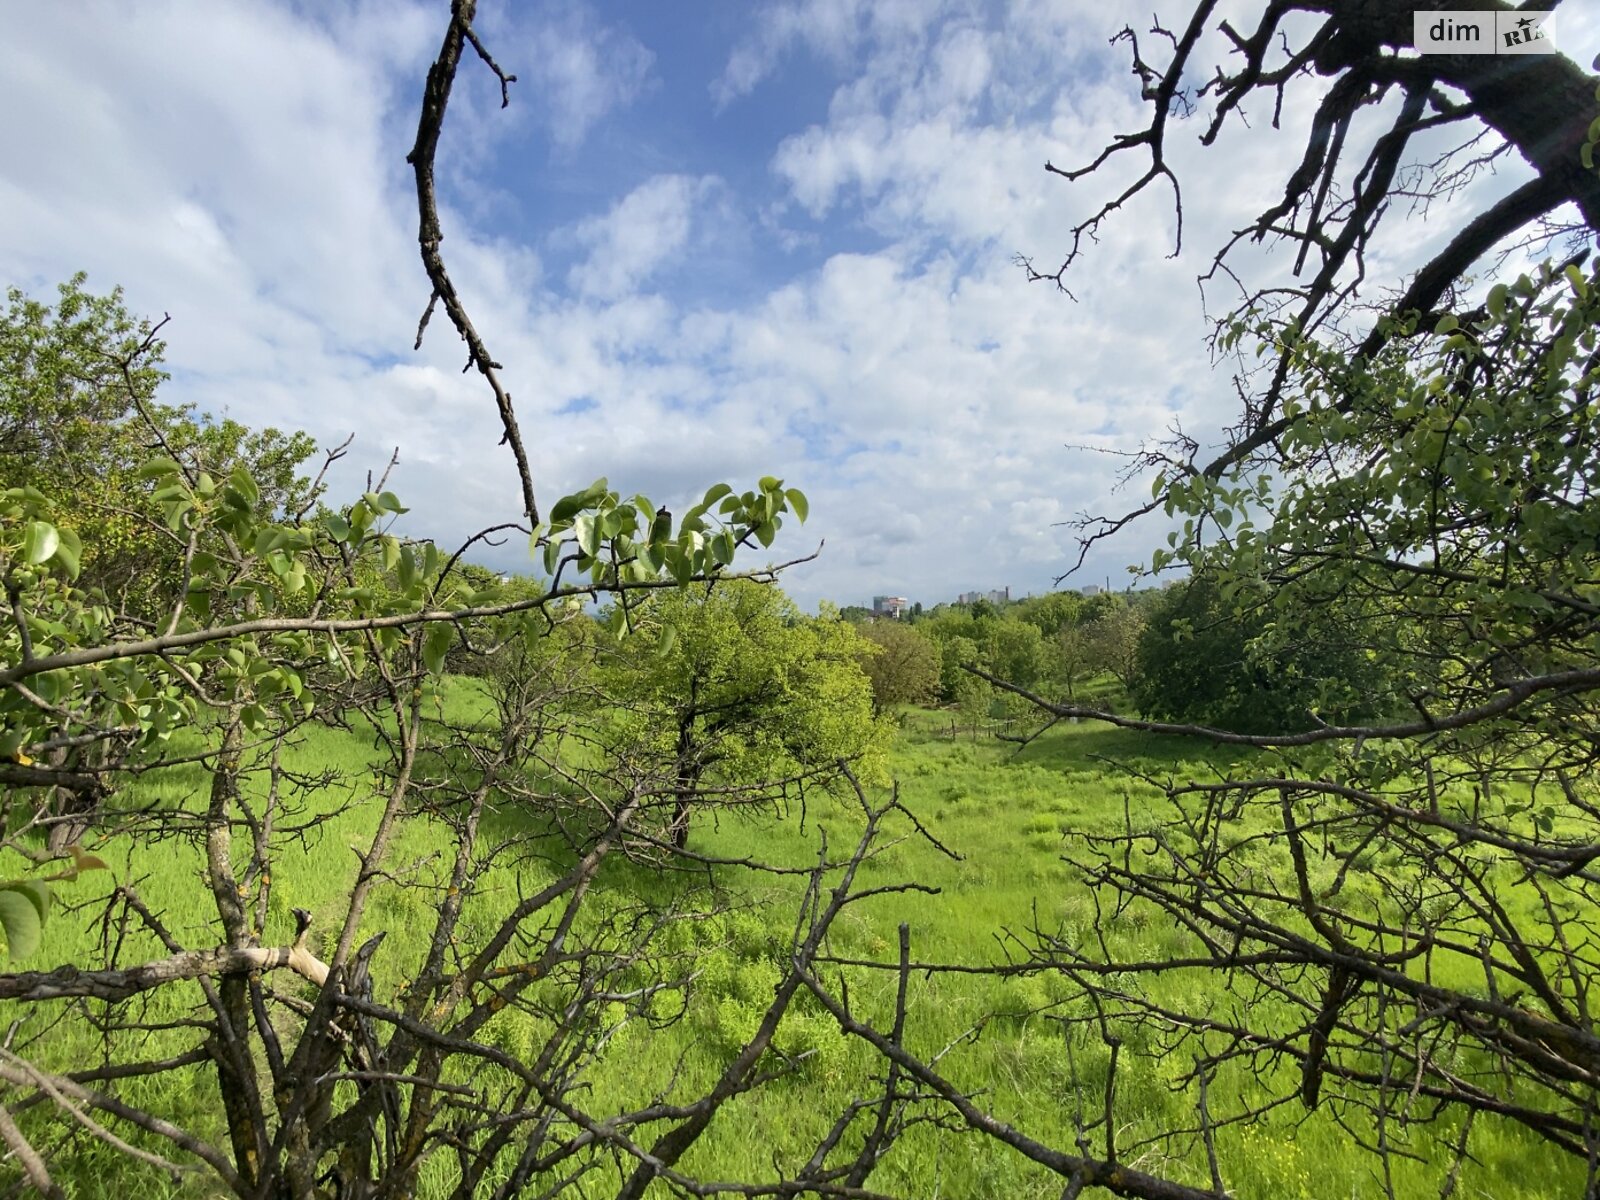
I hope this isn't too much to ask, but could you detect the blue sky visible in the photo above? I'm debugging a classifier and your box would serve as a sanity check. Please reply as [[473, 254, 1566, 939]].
[[3, 1, 1596, 608]]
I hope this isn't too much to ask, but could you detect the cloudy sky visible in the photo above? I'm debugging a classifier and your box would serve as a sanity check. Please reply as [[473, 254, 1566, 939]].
[[2, 2, 1596, 609]]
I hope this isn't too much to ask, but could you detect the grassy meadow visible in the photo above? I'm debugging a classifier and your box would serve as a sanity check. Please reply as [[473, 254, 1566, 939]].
[[2, 683, 1573, 1199]]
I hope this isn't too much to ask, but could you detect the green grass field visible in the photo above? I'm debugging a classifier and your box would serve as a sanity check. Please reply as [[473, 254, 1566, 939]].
[[2, 688, 1573, 1198]]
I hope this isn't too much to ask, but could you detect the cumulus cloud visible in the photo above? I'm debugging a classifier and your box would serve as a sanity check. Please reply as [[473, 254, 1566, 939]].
[[568, 175, 716, 300], [0, 0, 1245, 606], [0, 2, 517, 549], [712, 0, 875, 107], [7, 0, 1586, 612], [521, 6, 655, 149]]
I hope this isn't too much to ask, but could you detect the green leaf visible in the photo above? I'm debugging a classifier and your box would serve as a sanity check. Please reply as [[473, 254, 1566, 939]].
[[758, 475, 781, 492], [547, 477, 611, 524], [543, 534, 564, 575], [605, 605, 630, 639], [255, 528, 286, 557], [712, 530, 736, 565], [382, 535, 401, 572], [398, 545, 418, 592], [1434, 314, 1459, 335], [5, 881, 49, 931], [23, 521, 59, 566], [135, 458, 181, 480], [549, 493, 584, 524], [229, 465, 261, 508], [784, 488, 809, 523], [423, 622, 453, 675], [666, 548, 693, 585], [324, 513, 351, 542], [656, 622, 677, 657], [702, 483, 733, 507], [574, 514, 602, 558], [0, 888, 44, 960], [377, 491, 408, 515], [754, 521, 776, 548], [53, 527, 81, 580]]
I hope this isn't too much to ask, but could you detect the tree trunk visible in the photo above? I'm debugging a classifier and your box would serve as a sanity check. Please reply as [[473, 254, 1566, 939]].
[[671, 713, 696, 849], [44, 745, 93, 854], [1325, 0, 1600, 230], [204, 717, 271, 1194]]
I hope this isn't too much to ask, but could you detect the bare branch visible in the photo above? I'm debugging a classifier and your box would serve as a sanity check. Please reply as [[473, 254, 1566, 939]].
[[407, 0, 539, 524]]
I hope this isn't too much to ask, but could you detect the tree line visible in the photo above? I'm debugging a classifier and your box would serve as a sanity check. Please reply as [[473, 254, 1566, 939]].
[[846, 571, 1395, 738]]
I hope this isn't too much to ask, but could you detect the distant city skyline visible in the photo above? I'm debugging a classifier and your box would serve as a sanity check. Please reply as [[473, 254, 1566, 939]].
[[857, 579, 1124, 612]]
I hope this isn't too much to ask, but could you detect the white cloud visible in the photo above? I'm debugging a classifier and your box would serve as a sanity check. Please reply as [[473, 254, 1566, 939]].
[[712, 0, 876, 107], [0, 0, 1265, 606], [0, 1, 518, 545], [568, 175, 715, 300], [3, 0, 1574, 613], [519, 6, 655, 149], [0, 0, 1230, 605]]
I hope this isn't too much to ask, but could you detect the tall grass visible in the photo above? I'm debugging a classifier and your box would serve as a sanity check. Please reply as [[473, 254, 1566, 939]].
[[2, 689, 1571, 1198]]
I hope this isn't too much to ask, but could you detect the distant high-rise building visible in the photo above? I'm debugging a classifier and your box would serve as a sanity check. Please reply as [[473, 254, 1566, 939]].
[[872, 595, 910, 619]]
